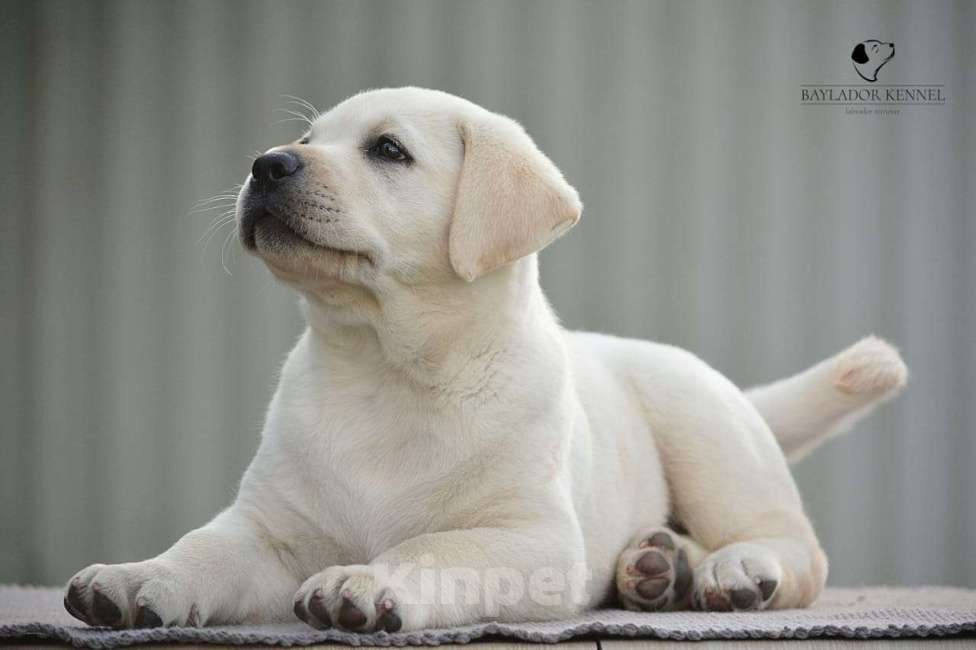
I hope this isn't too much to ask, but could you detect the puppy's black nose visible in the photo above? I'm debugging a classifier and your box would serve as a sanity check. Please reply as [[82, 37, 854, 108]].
[[251, 151, 301, 190]]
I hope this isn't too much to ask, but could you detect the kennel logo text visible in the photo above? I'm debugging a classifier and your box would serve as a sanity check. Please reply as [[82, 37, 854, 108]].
[[801, 39, 946, 115]]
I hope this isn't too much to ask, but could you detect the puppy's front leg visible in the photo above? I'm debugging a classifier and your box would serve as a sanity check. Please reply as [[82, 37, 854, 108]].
[[294, 522, 585, 632], [64, 507, 301, 627]]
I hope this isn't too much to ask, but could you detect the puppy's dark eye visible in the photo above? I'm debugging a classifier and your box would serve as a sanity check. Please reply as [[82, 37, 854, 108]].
[[369, 135, 411, 163], [298, 135, 310, 145]]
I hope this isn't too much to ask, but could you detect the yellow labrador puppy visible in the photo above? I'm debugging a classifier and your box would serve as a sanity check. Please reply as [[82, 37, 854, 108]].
[[64, 88, 906, 632]]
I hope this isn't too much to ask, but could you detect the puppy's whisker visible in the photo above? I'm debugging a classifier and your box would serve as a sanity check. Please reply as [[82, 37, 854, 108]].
[[201, 225, 233, 254], [200, 209, 236, 231], [281, 94, 320, 123], [191, 196, 238, 206], [220, 224, 239, 276], [188, 201, 238, 217], [188, 204, 236, 217], [186, 184, 246, 219], [193, 193, 239, 205], [286, 99, 316, 120], [198, 213, 238, 248], [191, 186, 244, 208], [272, 116, 314, 127], [282, 94, 320, 121], [272, 108, 313, 127], [199, 218, 235, 250]]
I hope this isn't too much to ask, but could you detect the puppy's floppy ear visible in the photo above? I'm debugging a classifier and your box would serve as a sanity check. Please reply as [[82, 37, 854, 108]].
[[448, 113, 582, 282], [851, 43, 869, 64]]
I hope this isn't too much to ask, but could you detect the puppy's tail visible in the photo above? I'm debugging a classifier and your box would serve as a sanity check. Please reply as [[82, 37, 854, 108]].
[[746, 336, 908, 464]]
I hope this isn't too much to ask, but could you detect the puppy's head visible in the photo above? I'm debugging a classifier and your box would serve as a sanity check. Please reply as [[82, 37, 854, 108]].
[[236, 88, 581, 300], [851, 40, 895, 82]]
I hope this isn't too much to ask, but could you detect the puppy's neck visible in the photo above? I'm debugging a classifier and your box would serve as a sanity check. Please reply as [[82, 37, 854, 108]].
[[301, 256, 563, 398]]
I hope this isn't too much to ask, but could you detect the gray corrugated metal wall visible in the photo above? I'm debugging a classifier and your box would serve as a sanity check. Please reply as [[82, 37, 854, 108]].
[[1, 0, 973, 588]]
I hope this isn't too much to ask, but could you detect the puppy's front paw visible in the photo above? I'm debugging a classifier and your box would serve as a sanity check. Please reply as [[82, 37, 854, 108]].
[[65, 562, 200, 628], [616, 527, 698, 611], [692, 543, 781, 611], [293, 565, 414, 633]]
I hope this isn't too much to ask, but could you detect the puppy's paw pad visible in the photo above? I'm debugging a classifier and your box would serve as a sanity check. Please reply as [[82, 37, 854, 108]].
[[616, 528, 693, 612], [692, 543, 781, 612], [833, 336, 908, 395]]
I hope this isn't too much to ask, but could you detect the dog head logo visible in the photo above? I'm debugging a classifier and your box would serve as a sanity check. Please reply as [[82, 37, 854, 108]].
[[851, 39, 895, 82]]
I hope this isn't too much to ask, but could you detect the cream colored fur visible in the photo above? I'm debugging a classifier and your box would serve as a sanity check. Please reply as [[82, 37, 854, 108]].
[[64, 88, 907, 632]]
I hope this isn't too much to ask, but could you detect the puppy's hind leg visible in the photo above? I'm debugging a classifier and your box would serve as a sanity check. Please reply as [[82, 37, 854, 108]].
[[615, 526, 706, 611], [635, 353, 829, 611]]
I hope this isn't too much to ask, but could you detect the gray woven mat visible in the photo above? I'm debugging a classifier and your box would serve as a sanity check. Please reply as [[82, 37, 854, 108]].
[[2, 585, 975, 647]]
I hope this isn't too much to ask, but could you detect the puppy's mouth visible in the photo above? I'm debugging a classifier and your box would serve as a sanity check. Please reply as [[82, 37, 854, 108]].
[[240, 205, 373, 266]]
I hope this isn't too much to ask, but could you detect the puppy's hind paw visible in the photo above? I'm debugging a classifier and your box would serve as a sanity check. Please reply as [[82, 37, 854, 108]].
[[615, 527, 699, 611], [692, 542, 781, 611]]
